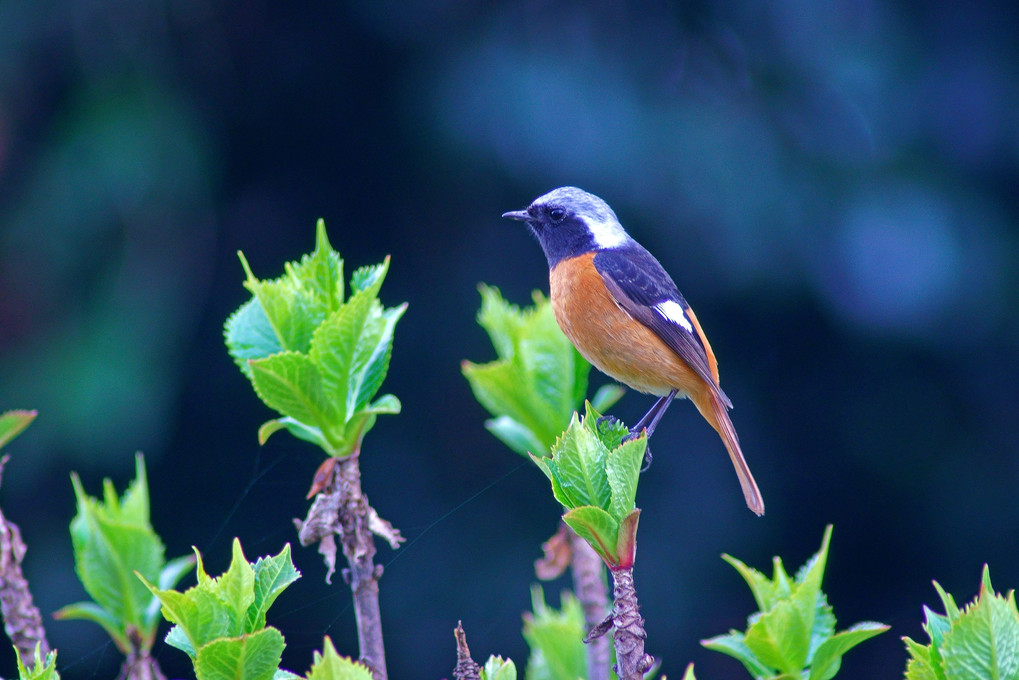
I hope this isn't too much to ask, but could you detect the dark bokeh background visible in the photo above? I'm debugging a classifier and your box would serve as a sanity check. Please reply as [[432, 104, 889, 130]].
[[1, 1, 1017, 678]]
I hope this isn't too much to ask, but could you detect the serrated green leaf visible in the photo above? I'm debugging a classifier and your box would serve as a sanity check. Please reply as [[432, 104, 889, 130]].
[[247, 544, 301, 632], [808, 622, 889, 680], [0, 409, 37, 451], [306, 636, 373, 680], [144, 581, 230, 655], [350, 256, 390, 296], [193, 627, 286, 680], [722, 554, 779, 613], [523, 587, 586, 680], [249, 352, 333, 433], [240, 252, 324, 355], [481, 656, 517, 680], [485, 416, 546, 457], [218, 539, 257, 635], [291, 219, 344, 315], [552, 417, 611, 511], [311, 291, 378, 421], [939, 579, 1019, 679], [352, 303, 406, 414], [562, 506, 620, 568], [15, 644, 59, 680], [701, 632, 773, 678], [225, 297, 284, 379], [166, 624, 196, 657], [904, 636, 946, 680], [528, 453, 572, 509], [605, 436, 645, 522], [745, 599, 811, 672]]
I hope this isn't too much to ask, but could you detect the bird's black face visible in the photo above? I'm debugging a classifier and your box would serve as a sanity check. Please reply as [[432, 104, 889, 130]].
[[503, 187, 630, 269]]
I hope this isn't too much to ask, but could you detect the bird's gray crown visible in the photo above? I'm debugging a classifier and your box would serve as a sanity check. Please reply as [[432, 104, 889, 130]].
[[530, 187, 629, 250]]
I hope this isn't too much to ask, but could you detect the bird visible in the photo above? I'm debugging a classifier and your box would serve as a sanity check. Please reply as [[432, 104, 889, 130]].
[[503, 187, 764, 516]]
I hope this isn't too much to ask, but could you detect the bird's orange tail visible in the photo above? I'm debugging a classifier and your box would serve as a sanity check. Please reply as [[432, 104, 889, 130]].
[[693, 388, 764, 516]]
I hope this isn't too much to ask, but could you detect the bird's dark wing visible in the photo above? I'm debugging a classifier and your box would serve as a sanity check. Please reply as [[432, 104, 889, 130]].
[[593, 245, 732, 406]]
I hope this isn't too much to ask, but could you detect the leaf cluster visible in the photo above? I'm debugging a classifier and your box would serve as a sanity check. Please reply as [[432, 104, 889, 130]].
[[141, 539, 300, 680], [224, 219, 405, 457], [904, 565, 1019, 680], [530, 404, 644, 569], [702, 526, 888, 680], [462, 285, 622, 457], [54, 454, 193, 655], [14, 645, 58, 680], [522, 586, 592, 680], [298, 637, 374, 680]]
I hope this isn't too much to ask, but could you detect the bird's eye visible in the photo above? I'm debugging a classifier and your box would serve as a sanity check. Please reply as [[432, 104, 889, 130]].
[[549, 207, 566, 223]]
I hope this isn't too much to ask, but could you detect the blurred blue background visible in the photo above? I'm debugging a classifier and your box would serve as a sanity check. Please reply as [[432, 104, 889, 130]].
[[1, 1, 1017, 677]]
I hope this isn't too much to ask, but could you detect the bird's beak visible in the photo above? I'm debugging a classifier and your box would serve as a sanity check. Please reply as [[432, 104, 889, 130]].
[[502, 209, 530, 222]]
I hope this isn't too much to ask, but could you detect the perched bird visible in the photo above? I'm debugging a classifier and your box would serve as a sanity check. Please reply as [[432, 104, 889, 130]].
[[503, 187, 764, 516]]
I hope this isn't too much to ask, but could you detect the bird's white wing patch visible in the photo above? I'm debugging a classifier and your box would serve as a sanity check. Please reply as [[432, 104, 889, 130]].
[[653, 300, 694, 333]]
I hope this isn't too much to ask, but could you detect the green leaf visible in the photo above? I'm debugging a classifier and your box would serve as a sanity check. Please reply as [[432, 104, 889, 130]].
[[481, 656, 517, 680], [224, 297, 284, 379], [485, 416, 546, 458], [14, 644, 59, 680], [605, 436, 645, 522], [305, 637, 373, 680], [66, 454, 175, 649], [293, 219, 344, 315], [239, 252, 324, 355], [350, 256, 390, 296], [590, 384, 626, 415], [52, 601, 130, 652], [193, 627, 286, 680], [745, 599, 811, 672], [808, 622, 890, 680], [249, 352, 331, 432], [701, 632, 773, 678], [0, 410, 37, 451], [680, 663, 696, 680], [562, 506, 620, 568], [523, 586, 587, 680], [463, 286, 592, 454], [247, 544, 301, 632], [550, 414, 611, 511], [940, 575, 1019, 679], [363, 393, 401, 415]]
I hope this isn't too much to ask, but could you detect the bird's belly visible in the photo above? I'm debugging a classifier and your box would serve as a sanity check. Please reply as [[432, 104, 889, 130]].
[[549, 254, 704, 398]]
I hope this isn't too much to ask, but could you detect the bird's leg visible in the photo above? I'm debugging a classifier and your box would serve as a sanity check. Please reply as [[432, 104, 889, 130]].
[[625, 389, 677, 471], [628, 390, 677, 439]]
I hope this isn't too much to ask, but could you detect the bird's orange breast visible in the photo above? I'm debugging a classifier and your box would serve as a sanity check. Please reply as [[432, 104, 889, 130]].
[[549, 252, 717, 398]]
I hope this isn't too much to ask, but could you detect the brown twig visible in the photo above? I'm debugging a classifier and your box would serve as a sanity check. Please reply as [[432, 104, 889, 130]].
[[117, 644, 166, 680], [569, 530, 611, 680], [452, 621, 481, 680], [295, 452, 403, 680], [0, 455, 50, 661], [585, 567, 653, 680]]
